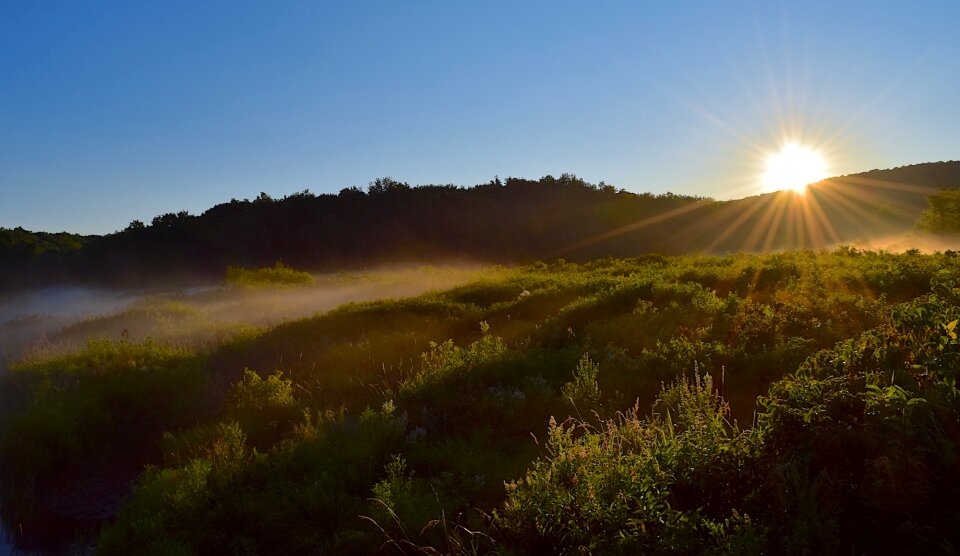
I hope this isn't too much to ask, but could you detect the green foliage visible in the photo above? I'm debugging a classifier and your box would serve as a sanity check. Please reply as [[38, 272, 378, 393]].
[[0, 226, 86, 261], [229, 369, 299, 445], [232, 368, 295, 411], [0, 227, 88, 289], [401, 321, 508, 396], [225, 260, 315, 288], [368, 454, 438, 537], [99, 402, 407, 555], [1, 339, 205, 482], [500, 373, 762, 555], [160, 421, 247, 469], [917, 188, 960, 233], [753, 287, 960, 553], [4, 249, 960, 552], [98, 421, 254, 555], [561, 353, 601, 413], [501, 282, 960, 553]]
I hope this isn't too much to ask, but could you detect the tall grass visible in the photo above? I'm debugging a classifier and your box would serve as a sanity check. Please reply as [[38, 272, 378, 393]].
[[2, 249, 960, 553]]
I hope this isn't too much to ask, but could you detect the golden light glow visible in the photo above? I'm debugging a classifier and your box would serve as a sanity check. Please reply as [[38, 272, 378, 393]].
[[550, 88, 937, 257], [762, 144, 829, 194]]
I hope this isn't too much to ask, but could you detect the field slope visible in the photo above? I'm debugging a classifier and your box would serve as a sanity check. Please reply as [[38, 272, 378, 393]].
[[1, 250, 959, 554]]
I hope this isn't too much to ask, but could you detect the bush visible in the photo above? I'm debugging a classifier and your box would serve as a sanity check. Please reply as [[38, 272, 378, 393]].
[[225, 261, 315, 288], [916, 188, 960, 233], [561, 353, 601, 414], [2, 339, 205, 481], [229, 369, 299, 445], [499, 373, 763, 554]]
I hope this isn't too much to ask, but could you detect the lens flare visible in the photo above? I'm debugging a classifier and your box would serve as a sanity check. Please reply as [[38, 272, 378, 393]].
[[763, 144, 828, 194]]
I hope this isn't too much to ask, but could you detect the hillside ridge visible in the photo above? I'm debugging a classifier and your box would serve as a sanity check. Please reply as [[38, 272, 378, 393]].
[[2, 161, 959, 290]]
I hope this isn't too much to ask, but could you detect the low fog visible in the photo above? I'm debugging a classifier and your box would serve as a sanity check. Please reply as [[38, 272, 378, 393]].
[[0, 287, 144, 370], [844, 233, 960, 254], [0, 266, 485, 372]]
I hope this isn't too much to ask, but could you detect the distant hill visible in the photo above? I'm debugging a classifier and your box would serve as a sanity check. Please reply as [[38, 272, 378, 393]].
[[650, 161, 960, 254], [2, 162, 959, 290]]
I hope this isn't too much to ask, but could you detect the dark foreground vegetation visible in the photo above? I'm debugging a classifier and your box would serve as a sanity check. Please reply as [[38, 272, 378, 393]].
[[2, 249, 960, 554], [3, 161, 959, 291]]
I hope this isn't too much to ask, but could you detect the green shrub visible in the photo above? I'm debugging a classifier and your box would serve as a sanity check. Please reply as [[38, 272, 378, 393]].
[[229, 369, 299, 445], [916, 188, 960, 234], [2, 339, 205, 481], [232, 368, 295, 411], [225, 260, 315, 288], [561, 353, 601, 414], [160, 421, 247, 469], [499, 373, 763, 554]]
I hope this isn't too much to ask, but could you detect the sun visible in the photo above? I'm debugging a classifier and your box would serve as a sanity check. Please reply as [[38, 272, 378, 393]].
[[762, 144, 829, 194]]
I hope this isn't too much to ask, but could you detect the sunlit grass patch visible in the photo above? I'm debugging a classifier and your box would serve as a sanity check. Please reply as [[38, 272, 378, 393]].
[[226, 260, 315, 288]]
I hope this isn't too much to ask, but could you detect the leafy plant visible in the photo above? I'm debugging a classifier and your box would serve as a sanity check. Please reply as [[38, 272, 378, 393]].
[[226, 260, 315, 288]]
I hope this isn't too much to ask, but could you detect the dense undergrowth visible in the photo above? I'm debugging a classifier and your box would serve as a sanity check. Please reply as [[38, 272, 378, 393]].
[[2, 249, 960, 554], [225, 261, 316, 288]]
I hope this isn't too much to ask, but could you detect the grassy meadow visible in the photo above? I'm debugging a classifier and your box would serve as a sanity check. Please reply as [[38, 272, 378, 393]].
[[2, 250, 960, 554]]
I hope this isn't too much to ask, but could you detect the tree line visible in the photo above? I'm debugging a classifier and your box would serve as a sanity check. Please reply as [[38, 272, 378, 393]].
[[2, 162, 959, 291]]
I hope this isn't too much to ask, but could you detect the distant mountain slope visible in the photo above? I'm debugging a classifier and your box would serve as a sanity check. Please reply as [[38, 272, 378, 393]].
[[573, 161, 960, 256], [2, 162, 959, 290]]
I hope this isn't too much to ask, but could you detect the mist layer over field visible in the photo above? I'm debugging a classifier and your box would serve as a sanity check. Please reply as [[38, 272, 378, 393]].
[[843, 232, 960, 254], [0, 266, 484, 372]]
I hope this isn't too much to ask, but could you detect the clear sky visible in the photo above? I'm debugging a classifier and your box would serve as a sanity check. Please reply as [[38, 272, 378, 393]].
[[2, 1, 958, 234]]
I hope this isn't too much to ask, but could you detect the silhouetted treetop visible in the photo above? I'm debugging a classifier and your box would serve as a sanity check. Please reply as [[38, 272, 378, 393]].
[[1, 162, 958, 291]]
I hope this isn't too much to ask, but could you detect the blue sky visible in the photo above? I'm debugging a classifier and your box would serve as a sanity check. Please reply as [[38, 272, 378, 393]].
[[2, 1, 958, 234]]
